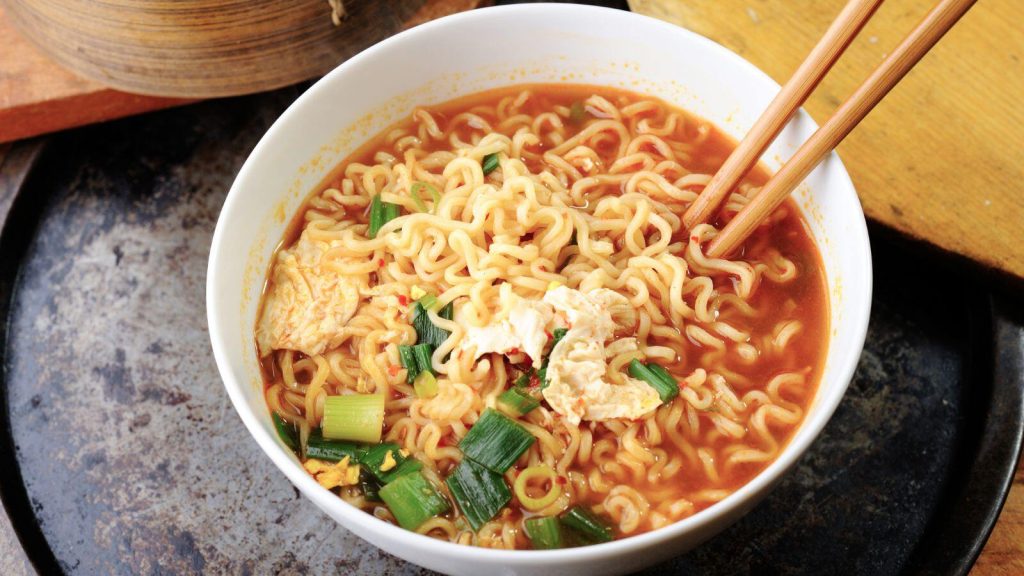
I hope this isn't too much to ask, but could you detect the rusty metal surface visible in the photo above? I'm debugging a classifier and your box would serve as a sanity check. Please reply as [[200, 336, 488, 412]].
[[0, 139, 45, 576], [0, 87, 1021, 575], [1, 88, 428, 575]]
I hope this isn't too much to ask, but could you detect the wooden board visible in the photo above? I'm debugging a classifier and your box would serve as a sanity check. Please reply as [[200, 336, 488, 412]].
[[0, 7, 193, 143], [0, 0, 485, 143], [631, 0, 1024, 282]]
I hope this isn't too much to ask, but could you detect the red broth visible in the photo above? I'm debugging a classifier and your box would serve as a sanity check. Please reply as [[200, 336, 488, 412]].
[[257, 84, 828, 548]]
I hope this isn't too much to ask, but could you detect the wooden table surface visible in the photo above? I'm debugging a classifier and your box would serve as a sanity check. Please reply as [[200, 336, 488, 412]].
[[632, 0, 1024, 283], [630, 1, 1024, 573]]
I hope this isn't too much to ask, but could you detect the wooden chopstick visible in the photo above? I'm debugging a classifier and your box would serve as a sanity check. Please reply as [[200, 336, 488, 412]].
[[703, 0, 976, 259], [682, 0, 883, 231]]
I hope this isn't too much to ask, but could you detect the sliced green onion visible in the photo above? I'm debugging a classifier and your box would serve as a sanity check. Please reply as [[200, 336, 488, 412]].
[[550, 328, 568, 349], [360, 443, 403, 479], [628, 359, 679, 403], [646, 363, 680, 401], [568, 101, 586, 124], [360, 443, 423, 484], [412, 301, 453, 349], [384, 458, 424, 484], [400, 343, 435, 383], [305, 428, 360, 462], [368, 194, 400, 238], [272, 413, 298, 451], [538, 328, 569, 390], [383, 201, 399, 223], [445, 458, 511, 530], [411, 181, 442, 213], [525, 516, 564, 549], [513, 370, 533, 388], [369, 194, 385, 238], [513, 465, 561, 511], [414, 371, 439, 399], [497, 388, 539, 417], [379, 471, 450, 530], [410, 188, 428, 212], [359, 467, 383, 502], [416, 293, 439, 312], [412, 343, 434, 375], [322, 393, 385, 444], [459, 408, 535, 473], [560, 505, 613, 543], [398, 345, 418, 383], [481, 153, 500, 175]]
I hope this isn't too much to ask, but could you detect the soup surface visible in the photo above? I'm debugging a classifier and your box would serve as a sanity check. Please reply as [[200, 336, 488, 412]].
[[256, 84, 828, 549]]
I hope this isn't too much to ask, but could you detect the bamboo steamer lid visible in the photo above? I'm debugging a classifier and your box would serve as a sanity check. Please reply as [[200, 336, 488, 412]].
[[1, 0, 481, 98]]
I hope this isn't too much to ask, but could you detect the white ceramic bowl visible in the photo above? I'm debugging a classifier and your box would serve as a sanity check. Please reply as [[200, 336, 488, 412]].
[[207, 4, 872, 575]]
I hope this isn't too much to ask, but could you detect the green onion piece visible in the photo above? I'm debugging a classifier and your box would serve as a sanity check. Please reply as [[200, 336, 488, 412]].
[[305, 428, 360, 462], [368, 194, 384, 238], [398, 345, 418, 383], [368, 194, 401, 238], [628, 359, 679, 403], [538, 328, 569, 390], [513, 370, 534, 389], [550, 328, 568, 351], [360, 443, 423, 483], [412, 343, 434, 376], [481, 153, 500, 175], [383, 458, 424, 484], [569, 101, 586, 124], [379, 471, 450, 530], [646, 363, 680, 401], [525, 516, 564, 549], [646, 362, 675, 382], [358, 467, 383, 502], [412, 301, 453, 349], [497, 388, 540, 417], [445, 458, 511, 530], [411, 181, 442, 213], [416, 293, 439, 312], [383, 201, 400, 224], [368, 194, 396, 238], [272, 413, 299, 451], [414, 371, 439, 399], [360, 443, 403, 478], [322, 394, 386, 444], [458, 408, 535, 473], [410, 188, 428, 212], [560, 505, 614, 543]]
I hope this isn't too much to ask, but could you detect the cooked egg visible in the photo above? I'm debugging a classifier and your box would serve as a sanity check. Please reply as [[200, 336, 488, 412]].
[[256, 232, 365, 357], [461, 293, 553, 368], [303, 456, 360, 489], [379, 450, 397, 472], [541, 287, 660, 424], [459, 285, 660, 423]]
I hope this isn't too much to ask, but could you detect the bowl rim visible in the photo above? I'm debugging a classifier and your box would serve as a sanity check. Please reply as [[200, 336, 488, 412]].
[[207, 2, 872, 565]]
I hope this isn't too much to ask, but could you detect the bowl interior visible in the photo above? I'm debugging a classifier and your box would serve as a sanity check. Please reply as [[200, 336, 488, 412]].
[[208, 4, 871, 574]]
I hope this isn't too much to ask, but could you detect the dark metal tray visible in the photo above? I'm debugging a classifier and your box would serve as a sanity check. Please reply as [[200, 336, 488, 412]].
[[1, 88, 1022, 575]]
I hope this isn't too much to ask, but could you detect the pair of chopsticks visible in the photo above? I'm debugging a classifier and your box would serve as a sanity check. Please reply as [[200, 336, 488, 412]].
[[684, 0, 976, 258]]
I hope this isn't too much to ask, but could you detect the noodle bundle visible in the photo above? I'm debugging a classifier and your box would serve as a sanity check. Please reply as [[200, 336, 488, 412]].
[[257, 85, 827, 549]]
